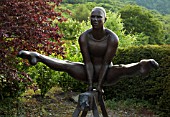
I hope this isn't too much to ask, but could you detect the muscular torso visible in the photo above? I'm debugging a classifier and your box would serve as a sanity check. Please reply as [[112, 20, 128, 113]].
[[79, 28, 118, 81], [87, 33, 109, 65], [86, 29, 114, 79]]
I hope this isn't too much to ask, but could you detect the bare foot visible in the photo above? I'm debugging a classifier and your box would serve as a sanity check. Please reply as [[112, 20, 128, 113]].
[[18, 50, 40, 65], [139, 59, 159, 74]]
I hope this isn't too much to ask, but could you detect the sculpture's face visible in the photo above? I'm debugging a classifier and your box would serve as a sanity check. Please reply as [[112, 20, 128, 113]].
[[90, 9, 106, 29]]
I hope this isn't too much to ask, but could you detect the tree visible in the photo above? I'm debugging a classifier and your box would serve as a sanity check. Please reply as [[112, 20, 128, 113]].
[[72, 4, 91, 22], [57, 18, 90, 40], [136, 0, 170, 14], [105, 11, 136, 47], [119, 5, 165, 44], [162, 14, 170, 44], [0, 0, 65, 98]]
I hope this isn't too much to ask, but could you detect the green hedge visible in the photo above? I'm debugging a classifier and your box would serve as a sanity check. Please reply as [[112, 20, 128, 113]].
[[106, 45, 170, 116], [58, 45, 170, 116]]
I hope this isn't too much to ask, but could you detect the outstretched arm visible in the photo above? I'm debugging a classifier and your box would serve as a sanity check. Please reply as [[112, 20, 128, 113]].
[[79, 33, 94, 91], [97, 33, 119, 92]]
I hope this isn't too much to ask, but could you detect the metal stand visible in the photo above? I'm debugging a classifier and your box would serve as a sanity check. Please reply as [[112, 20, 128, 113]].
[[72, 90, 108, 117]]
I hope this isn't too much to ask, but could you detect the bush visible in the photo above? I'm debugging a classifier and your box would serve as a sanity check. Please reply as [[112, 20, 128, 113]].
[[27, 62, 60, 97], [0, 0, 65, 99], [0, 62, 32, 99], [104, 45, 170, 116], [57, 40, 88, 92]]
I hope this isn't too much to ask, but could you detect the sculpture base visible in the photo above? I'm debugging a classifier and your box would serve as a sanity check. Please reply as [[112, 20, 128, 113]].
[[72, 90, 108, 117]]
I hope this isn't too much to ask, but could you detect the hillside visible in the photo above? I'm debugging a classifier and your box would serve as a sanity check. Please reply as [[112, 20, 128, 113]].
[[62, 0, 170, 14]]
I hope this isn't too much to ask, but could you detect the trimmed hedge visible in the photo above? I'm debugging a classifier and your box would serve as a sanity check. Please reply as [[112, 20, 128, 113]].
[[104, 45, 170, 116], [57, 45, 170, 116]]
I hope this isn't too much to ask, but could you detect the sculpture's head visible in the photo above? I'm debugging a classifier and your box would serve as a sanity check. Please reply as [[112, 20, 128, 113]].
[[90, 7, 107, 29]]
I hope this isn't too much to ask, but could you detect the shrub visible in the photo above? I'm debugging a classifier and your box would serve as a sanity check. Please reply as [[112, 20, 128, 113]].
[[27, 62, 61, 97], [0, 0, 65, 99], [0, 63, 32, 99], [104, 45, 170, 116], [57, 40, 88, 92]]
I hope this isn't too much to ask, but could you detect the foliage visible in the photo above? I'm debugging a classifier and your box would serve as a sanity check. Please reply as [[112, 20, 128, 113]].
[[62, 0, 112, 4], [0, 98, 24, 116], [119, 4, 165, 44], [58, 11, 138, 48], [56, 10, 169, 114], [0, 87, 75, 116], [61, 2, 97, 21], [61, 1, 170, 45], [0, 0, 64, 98], [0, 87, 158, 116], [162, 14, 170, 44], [105, 11, 136, 47], [61, 1, 125, 14], [0, 60, 34, 99], [57, 40, 88, 92], [63, 0, 170, 15], [136, 0, 170, 14], [27, 63, 60, 97], [71, 4, 91, 22], [62, 0, 170, 15], [1, 1, 169, 116], [104, 45, 170, 116], [57, 18, 90, 40], [57, 72, 88, 92], [57, 20, 89, 93], [132, 33, 149, 46], [62, 1, 170, 45], [57, 44, 170, 116]]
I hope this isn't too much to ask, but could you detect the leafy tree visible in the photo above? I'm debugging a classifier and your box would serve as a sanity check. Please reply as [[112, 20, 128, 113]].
[[57, 18, 90, 40], [71, 4, 91, 22], [136, 0, 170, 14], [62, 0, 111, 4], [0, 0, 65, 98], [162, 14, 170, 44], [61, 2, 97, 21], [105, 11, 136, 47], [119, 5, 165, 44]]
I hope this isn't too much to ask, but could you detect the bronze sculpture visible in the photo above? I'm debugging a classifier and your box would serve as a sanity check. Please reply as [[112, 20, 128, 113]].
[[18, 7, 159, 116]]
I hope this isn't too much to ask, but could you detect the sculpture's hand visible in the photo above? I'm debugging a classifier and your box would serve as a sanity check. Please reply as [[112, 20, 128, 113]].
[[18, 50, 40, 65], [88, 85, 93, 91], [97, 86, 104, 94]]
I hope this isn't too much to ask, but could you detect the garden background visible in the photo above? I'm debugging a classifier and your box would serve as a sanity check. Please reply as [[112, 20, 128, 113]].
[[0, 0, 170, 116]]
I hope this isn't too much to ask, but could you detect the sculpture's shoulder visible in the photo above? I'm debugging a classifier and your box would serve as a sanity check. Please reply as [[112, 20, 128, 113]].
[[105, 29, 119, 43], [79, 29, 92, 43]]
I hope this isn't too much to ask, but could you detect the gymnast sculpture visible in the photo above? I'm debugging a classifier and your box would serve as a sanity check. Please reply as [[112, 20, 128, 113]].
[[18, 7, 159, 94]]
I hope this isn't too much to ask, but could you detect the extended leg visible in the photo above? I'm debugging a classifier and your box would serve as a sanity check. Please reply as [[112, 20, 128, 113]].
[[105, 59, 159, 85], [18, 50, 87, 82]]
